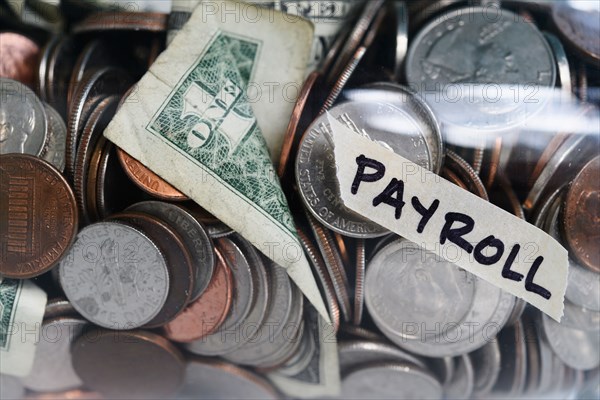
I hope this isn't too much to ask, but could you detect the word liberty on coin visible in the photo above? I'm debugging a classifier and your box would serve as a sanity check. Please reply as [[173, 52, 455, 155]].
[[104, 0, 329, 321]]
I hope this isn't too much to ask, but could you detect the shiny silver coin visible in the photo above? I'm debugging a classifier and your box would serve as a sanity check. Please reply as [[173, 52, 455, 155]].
[[542, 313, 600, 371], [20, 317, 86, 392], [0, 77, 47, 156], [275, 322, 314, 377], [493, 320, 527, 396], [338, 340, 426, 373], [406, 7, 556, 132], [470, 339, 501, 396], [543, 32, 572, 94], [296, 96, 438, 238], [127, 201, 215, 301], [39, 103, 67, 172], [365, 238, 514, 356], [444, 355, 474, 400], [0, 374, 24, 400], [59, 222, 169, 330], [561, 300, 600, 332], [180, 358, 279, 400], [341, 362, 443, 400]]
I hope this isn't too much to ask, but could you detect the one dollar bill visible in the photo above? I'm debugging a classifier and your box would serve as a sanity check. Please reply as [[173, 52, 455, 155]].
[[0, 278, 47, 377], [104, 0, 329, 320]]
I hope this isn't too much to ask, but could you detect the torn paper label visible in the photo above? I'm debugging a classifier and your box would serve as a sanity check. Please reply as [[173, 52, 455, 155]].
[[328, 114, 568, 321]]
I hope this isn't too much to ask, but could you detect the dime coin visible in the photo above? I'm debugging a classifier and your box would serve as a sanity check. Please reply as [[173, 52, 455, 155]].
[[164, 247, 233, 343], [562, 155, 599, 273], [71, 329, 185, 399], [59, 222, 169, 330], [0, 154, 77, 279], [127, 201, 215, 300], [39, 103, 67, 172], [0, 78, 47, 156], [20, 317, 86, 392], [0, 32, 40, 88], [338, 340, 426, 373]]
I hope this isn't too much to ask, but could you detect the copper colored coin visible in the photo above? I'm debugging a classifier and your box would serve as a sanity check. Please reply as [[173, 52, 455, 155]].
[[562, 155, 600, 273], [117, 148, 188, 201], [109, 211, 194, 327], [0, 154, 78, 279], [24, 389, 104, 399], [164, 247, 233, 342], [71, 329, 185, 399], [73, 12, 168, 33], [0, 33, 39, 88]]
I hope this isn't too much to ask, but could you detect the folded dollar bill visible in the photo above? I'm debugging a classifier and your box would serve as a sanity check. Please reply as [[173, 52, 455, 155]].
[[0, 278, 47, 377], [104, 0, 328, 320]]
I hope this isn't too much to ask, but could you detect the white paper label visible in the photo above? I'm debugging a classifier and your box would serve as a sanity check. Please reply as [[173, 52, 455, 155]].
[[328, 114, 568, 321]]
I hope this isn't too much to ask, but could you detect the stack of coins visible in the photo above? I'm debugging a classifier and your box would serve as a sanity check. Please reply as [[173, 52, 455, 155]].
[[1, 1, 599, 399]]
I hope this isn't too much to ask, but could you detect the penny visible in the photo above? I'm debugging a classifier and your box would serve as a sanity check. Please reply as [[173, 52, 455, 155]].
[[181, 357, 279, 400], [338, 340, 426, 373], [0, 154, 77, 279], [562, 155, 599, 273], [296, 97, 437, 238], [542, 313, 600, 371], [339, 324, 385, 342], [73, 12, 169, 33], [341, 362, 443, 399], [470, 339, 501, 397], [44, 297, 79, 320], [20, 317, 86, 392], [443, 150, 489, 200], [127, 201, 215, 300], [24, 389, 103, 400], [109, 211, 194, 327], [0, 374, 25, 400], [71, 329, 185, 399], [59, 222, 169, 330], [334, 232, 351, 267], [552, 2, 600, 64], [39, 103, 67, 172], [117, 148, 188, 201], [0, 32, 39, 88], [0, 78, 47, 156], [163, 247, 232, 343], [353, 238, 366, 326]]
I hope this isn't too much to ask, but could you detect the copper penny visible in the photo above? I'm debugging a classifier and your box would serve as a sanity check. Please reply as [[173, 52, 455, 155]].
[[108, 211, 194, 327], [71, 329, 185, 399], [117, 148, 188, 201], [0, 154, 78, 279], [163, 247, 233, 342], [0, 33, 39, 88], [562, 155, 600, 273], [73, 12, 169, 33]]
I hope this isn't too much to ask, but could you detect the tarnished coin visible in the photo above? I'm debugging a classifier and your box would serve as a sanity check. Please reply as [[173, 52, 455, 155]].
[[296, 97, 437, 238], [117, 148, 189, 201], [127, 201, 215, 300], [0, 33, 40, 88], [338, 340, 427, 373], [180, 357, 279, 400], [72, 329, 185, 399], [0, 154, 77, 279], [562, 155, 599, 273], [164, 247, 233, 343], [0, 78, 47, 156], [341, 362, 443, 400], [552, 2, 600, 63], [59, 222, 169, 330], [20, 317, 86, 392], [39, 103, 67, 172]]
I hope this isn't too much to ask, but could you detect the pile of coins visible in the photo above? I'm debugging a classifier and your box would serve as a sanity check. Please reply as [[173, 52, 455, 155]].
[[1, 1, 599, 399]]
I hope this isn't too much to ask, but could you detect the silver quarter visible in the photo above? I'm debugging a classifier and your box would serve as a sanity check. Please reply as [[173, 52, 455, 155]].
[[338, 340, 426, 373], [59, 222, 169, 330], [296, 98, 436, 238], [561, 300, 600, 332], [39, 103, 67, 172], [445, 355, 474, 400], [393, 1, 408, 81], [20, 317, 86, 392], [543, 32, 572, 94], [542, 313, 600, 371], [470, 339, 501, 397], [341, 362, 443, 400], [0, 77, 47, 156], [127, 201, 215, 301]]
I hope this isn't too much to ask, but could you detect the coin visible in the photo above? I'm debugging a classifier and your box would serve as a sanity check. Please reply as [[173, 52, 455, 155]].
[[181, 357, 279, 400], [67, 40, 115, 109], [443, 150, 489, 200], [85, 136, 107, 222], [0, 78, 47, 156], [117, 148, 188, 201], [338, 340, 426, 373], [39, 103, 67, 172], [71, 329, 185, 399], [353, 238, 366, 326], [341, 362, 443, 399], [445, 355, 475, 400], [59, 222, 169, 330], [561, 300, 600, 332], [493, 319, 527, 396], [45, 37, 82, 118], [110, 212, 194, 327], [37, 36, 59, 103], [543, 32, 573, 95], [0, 154, 77, 278], [562, 155, 599, 273], [0, 375, 25, 400], [44, 297, 79, 320], [392, 1, 408, 81], [163, 246, 232, 343], [73, 12, 169, 33], [552, 2, 600, 64], [20, 317, 86, 392], [470, 340, 501, 397], [127, 201, 215, 300], [0, 32, 40, 88]]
